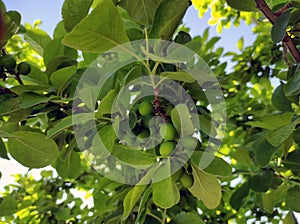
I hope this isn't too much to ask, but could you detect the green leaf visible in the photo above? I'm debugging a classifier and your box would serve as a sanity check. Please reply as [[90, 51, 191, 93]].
[[245, 112, 293, 130], [226, 0, 257, 12], [11, 85, 53, 95], [53, 21, 67, 39], [237, 37, 244, 51], [0, 98, 19, 116], [7, 131, 59, 168], [232, 148, 253, 168], [283, 212, 296, 224], [153, 161, 180, 208], [249, 170, 273, 192], [0, 11, 21, 47], [122, 168, 156, 220], [24, 25, 52, 55], [18, 92, 49, 109], [47, 116, 72, 138], [21, 63, 49, 85], [54, 148, 83, 179], [98, 125, 116, 153], [171, 212, 205, 224], [50, 65, 77, 93], [123, 185, 148, 220], [47, 114, 91, 138], [93, 190, 116, 214], [285, 71, 300, 96], [62, 0, 129, 53], [171, 104, 195, 136], [266, 122, 296, 147], [119, 0, 162, 26], [271, 9, 291, 43], [112, 144, 156, 166], [43, 38, 69, 65], [0, 196, 19, 216], [0, 138, 9, 160], [271, 85, 293, 112], [191, 151, 232, 176], [253, 138, 279, 167], [229, 182, 249, 211], [188, 163, 222, 209], [62, 0, 93, 32], [149, 0, 189, 39], [96, 89, 117, 117], [160, 71, 195, 83], [262, 184, 288, 213], [282, 149, 300, 171], [45, 56, 77, 75], [199, 115, 217, 137], [286, 185, 300, 212]]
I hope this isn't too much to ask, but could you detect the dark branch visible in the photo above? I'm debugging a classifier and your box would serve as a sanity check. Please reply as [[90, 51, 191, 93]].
[[0, 86, 17, 95], [255, 0, 300, 63]]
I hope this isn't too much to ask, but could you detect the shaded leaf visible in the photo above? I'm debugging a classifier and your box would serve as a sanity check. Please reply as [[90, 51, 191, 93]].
[[266, 122, 296, 147], [54, 147, 83, 179], [149, 0, 189, 39], [229, 182, 249, 211], [286, 185, 300, 212], [18, 92, 49, 108], [0, 196, 19, 216], [226, 0, 257, 12], [98, 125, 116, 153], [171, 212, 205, 224], [253, 138, 279, 167], [50, 65, 77, 93], [62, 0, 93, 32], [271, 9, 291, 43], [0, 138, 9, 160]]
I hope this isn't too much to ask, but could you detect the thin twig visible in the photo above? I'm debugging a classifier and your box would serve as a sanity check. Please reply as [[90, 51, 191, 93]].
[[14, 72, 24, 85], [255, 0, 300, 63], [274, 2, 292, 16], [0, 86, 17, 95]]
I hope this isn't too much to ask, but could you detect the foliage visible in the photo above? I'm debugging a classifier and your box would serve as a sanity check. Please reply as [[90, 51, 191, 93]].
[[1, 0, 300, 223]]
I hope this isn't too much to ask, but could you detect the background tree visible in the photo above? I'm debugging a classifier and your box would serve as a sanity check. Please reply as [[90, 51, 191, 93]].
[[1, 0, 300, 223]]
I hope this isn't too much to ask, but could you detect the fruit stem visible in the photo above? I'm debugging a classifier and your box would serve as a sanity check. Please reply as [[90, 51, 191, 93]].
[[14, 72, 24, 85], [153, 87, 168, 122], [161, 208, 167, 224]]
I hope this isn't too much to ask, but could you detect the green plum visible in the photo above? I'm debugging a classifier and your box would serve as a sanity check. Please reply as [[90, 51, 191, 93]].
[[160, 123, 176, 141], [139, 101, 153, 116], [17, 62, 31, 75], [0, 55, 16, 69], [159, 141, 175, 156], [180, 172, 194, 188]]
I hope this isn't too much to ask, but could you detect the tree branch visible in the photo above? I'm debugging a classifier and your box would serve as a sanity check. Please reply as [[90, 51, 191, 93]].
[[0, 85, 17, 95], [255, 0, 300, 63]]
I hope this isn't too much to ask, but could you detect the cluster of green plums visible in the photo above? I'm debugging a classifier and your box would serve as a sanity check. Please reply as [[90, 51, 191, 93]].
[[122, 98, 198, 188], [0, 54, 31, 79]]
